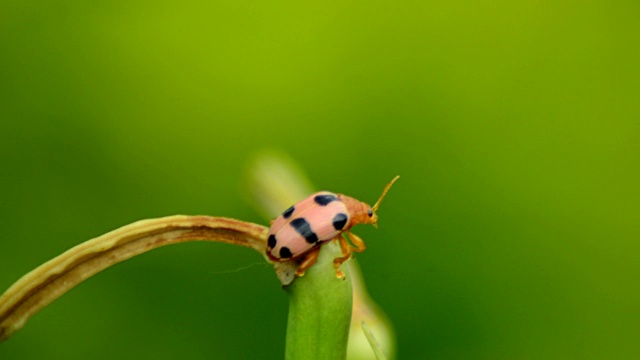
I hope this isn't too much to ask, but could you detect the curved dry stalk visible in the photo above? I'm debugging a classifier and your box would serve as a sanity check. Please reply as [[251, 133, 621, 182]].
[[0, 215, 269, 342]]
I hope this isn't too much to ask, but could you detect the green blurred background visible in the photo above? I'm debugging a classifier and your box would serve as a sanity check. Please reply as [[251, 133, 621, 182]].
[[1, 0, 639, 359]]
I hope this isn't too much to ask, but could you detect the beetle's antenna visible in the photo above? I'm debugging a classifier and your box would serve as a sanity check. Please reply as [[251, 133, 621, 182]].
[[372, 175, 400, 212]]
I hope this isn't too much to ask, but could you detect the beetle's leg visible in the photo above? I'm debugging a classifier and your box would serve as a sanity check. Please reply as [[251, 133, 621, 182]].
[[346, 231, 366, 253], [333, 235, 353, 279], [295, 246, 321, 277]]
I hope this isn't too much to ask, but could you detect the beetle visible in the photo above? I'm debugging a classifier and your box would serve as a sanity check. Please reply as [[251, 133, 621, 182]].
[[266, 176, 399, 278]]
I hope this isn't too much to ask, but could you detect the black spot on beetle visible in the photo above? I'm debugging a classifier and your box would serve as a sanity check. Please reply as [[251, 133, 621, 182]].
[[314, 194, 337, 206], [367, 209, 373, 217], [290, 218, 319, 244], [332, 213, 348, 231], [282, 206, 295, 219], [279, 247, 293, 259], [268, 234, 277, 248]]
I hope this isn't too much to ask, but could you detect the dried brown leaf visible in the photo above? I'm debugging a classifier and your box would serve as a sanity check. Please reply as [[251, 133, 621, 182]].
[[0, 215, 269, 342]]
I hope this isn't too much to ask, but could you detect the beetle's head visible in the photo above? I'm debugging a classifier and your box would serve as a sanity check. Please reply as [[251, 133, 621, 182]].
[[363, 204, 378, 226], [360, 175, 399, 228]]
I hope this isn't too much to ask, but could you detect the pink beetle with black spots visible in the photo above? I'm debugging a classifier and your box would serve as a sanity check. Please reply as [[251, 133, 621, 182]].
[[266, 176, 399, 278]]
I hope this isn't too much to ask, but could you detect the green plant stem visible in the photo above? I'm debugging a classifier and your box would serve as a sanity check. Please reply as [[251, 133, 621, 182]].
[[285, 240, 353, 360]]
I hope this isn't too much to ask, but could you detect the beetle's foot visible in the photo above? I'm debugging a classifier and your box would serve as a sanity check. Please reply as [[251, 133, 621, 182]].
[[333, 256, 350, 279], [294, 247, 320, 277], [294, 268, 306, 277]]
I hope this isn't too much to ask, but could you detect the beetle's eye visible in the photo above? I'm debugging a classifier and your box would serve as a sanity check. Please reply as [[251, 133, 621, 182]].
[[367, 209, 373, 217]]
